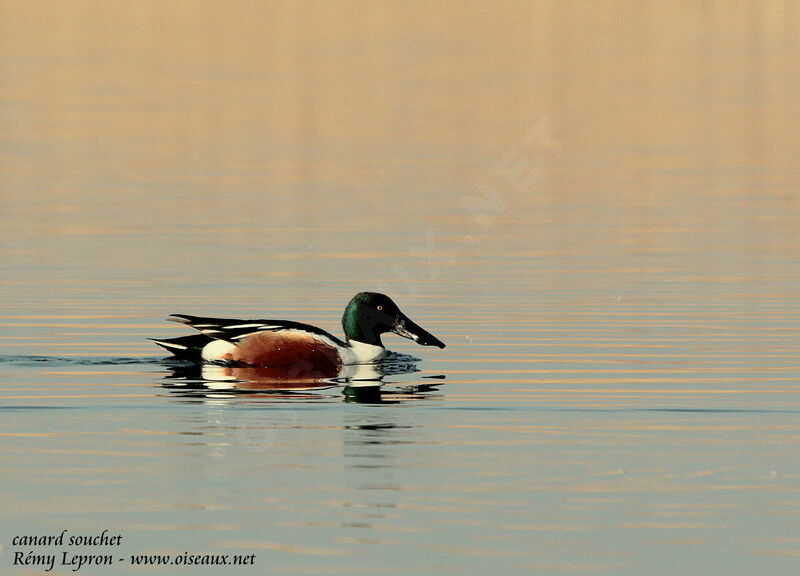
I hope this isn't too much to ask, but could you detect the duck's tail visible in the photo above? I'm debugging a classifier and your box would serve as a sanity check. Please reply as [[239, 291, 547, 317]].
[[149, 334, 211, 360]]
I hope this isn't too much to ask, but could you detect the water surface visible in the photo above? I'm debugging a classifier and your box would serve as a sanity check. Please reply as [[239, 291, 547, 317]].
[[2, 2, 800, 575]]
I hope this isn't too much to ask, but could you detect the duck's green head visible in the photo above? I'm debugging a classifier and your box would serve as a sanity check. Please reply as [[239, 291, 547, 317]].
[[342, 292, 446, 349]]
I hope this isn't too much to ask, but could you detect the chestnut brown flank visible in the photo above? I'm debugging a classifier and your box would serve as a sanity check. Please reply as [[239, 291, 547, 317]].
[[229, 331, 341, 370]]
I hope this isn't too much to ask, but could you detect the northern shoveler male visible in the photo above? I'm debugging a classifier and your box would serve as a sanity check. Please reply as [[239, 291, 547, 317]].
[[151, 292, 445, 369]]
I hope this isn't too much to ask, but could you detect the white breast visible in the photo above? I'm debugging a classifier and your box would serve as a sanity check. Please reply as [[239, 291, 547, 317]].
[[340, 340, 386, 364]]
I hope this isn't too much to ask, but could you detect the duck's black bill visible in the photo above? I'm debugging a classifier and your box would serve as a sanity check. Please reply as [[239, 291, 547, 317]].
[[392, 314, 446, 349]]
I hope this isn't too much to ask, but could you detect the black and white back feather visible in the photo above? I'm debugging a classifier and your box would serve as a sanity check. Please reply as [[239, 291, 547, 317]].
[[166, 314, 347, 346]]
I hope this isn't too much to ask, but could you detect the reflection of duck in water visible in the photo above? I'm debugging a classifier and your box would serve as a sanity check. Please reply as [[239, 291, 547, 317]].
[[162, 359, 444, 403], [164, 356, 419, 389], [151, 292, 445, 368]]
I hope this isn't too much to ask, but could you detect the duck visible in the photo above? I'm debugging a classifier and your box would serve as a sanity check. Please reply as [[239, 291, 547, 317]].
[[150, 292, 445, 369]]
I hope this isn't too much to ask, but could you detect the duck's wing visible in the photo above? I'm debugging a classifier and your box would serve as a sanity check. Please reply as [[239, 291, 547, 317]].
[[166, 314, 347, 347]]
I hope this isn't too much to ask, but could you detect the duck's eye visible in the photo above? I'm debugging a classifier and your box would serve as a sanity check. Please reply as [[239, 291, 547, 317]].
[[377, 305, 383, 311]]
